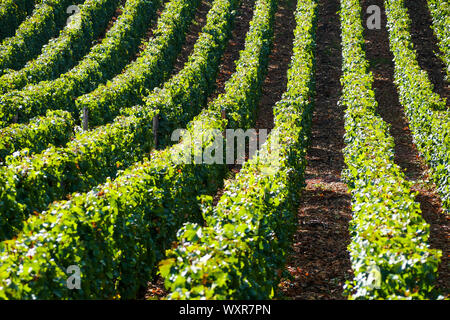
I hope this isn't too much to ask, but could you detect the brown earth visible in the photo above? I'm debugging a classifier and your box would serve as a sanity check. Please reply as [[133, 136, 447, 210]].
[[404, 0, 449, 104], [278, 0, 354, 300], [170, 0, 212, 75], [212, 0, 298, 206], [95, 0, 127, 44]]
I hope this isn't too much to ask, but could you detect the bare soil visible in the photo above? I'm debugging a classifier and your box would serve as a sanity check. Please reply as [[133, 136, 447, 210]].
[[404, 0, 449, 104], [278, 0, 354, 300]]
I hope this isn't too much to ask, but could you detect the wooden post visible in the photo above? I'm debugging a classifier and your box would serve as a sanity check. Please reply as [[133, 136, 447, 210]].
[[221, 108, 226, 164], [82, 107, 89, 131], [153, 115, 159, 147], [221, 108, 226, 120]]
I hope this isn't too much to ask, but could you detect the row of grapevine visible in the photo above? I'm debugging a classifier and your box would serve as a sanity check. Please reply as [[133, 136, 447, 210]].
[[0, 0, 83, 74], [0, 110, 158, 241], [0, 0, 212, 240], [0, 0, 200, 166], [0, 0, 118, 97], [0, 110, 73, 163], [87, 0, 236, 128], [0, 0, 39, 41], [160, 0, 316, 299], [0, 0, 160, 126], [384, 0, 450, 213], [0, 0, 240, 300], [339, 0, 441, 299], [426, 0, 450, 79], [76, 0, 200, 129]]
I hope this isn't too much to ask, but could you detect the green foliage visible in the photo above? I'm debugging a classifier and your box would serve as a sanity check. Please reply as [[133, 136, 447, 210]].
[[160, 0, 316, 299], [0, 109, 156, 241], [340, 0, 441, 299], [0, 0, 158, 126], [0, 0, 118, 97], [136, 0, 238, 146], [0, 0, 39, 42], [0, 0, 84, 74], [0, 0, 240, 299], [0, 0, 237, 241], [0, 145, 225, 299], [0, 110, 74, 163], [384, 0, 450, 213], [93, 0, 238, 133], [76, 0, 200, 128], [427, 0, 450, 80]]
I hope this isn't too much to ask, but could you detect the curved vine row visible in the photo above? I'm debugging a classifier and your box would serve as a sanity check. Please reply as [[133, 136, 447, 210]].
[[0, 0, 39, 41], [0, 0, 84, 74], [0, 0, 119, 97]]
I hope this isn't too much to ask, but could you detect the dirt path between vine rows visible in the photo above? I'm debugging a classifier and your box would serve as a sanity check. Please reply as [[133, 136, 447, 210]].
[[362, 0, 449, 297], [253, 0, 296, 132], [169, 0, 212, 76], [404, 0, 449, 104], [96, 0, 127, 43], [142, 0, 255, 299], [278, 0, 354, 300], [92, 0, 167, 68], [211, 0, 297, 204]]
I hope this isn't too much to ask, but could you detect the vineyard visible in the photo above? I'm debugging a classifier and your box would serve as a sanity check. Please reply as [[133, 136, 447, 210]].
[[0, 0, 448, 300]]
